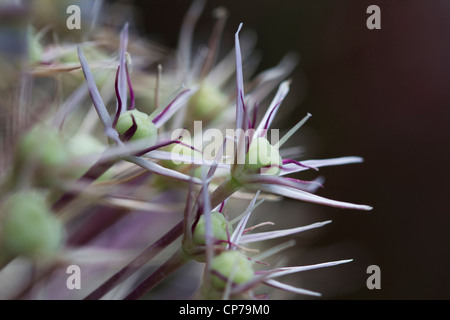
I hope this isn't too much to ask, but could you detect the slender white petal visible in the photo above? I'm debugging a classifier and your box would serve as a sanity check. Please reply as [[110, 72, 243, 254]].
[[268, 259, 354, 279], [78, 46, 117, 142], [254, 80, 290, 137], [253, 184, 373, 211], [118, 23, 129, 114], [253, 240, 296, 261], [277, 113, 312, 148], [280, 156, 365, 175], [234, 23, 245, 132], [125, 156, 202, 184], [145, 150, 230, 169], [263, 279, 321, 297], [239, 220, 332, 244], [229, 191, 260, 247], [208, 29, 257, 87]]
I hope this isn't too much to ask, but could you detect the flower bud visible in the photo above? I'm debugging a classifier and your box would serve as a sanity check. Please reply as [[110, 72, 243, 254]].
[[210, 250, 254, 289], [193, 211, 231, 245], [188, 83, 228, 120], [116, 109, 157, 146], [17, 125, 68, 168], [245, 137, 282, 175], [66, 133, 112, 180], [0, 191, 65, 258]]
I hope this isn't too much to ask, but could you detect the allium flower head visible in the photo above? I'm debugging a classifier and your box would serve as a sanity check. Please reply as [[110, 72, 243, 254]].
[[0, 0, 372, 301]]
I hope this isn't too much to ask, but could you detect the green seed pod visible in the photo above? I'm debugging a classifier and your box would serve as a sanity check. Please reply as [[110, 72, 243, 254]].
[[193, 211, 232, 245], [66, 133, 112, 180], [17, 124, 68, 168], [188, 82, 228, 120], [210, 250, 254, 289], [0, 191, 65, 258], [245, 137, 282, 175], [116, 109, 157, 146]]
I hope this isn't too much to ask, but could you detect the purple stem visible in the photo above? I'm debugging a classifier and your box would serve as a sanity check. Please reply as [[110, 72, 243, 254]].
[[123, 249, 188, 300], [84, 177, 241, 300], [51, 159, 115, 213], [84, 219, 184, 300]]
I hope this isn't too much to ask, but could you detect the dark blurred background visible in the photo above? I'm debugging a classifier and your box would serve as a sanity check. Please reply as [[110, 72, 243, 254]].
[[121, 0, 449, 299]]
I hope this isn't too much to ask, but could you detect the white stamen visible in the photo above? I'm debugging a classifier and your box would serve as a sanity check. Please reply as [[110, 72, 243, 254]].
[[277, 113, 312, 148]]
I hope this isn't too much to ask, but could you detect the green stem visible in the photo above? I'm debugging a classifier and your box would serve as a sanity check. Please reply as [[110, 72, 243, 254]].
[[210, 177, 242, 208]]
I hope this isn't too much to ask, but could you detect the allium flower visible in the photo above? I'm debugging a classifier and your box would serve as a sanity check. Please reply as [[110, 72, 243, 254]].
[[0, 0, 372, 301], [198, 192, 354, 299], [186, 23, 373, 213]]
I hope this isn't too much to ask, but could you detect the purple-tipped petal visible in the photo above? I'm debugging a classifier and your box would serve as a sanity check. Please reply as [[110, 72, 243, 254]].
[[255, 80, 290, 137], [134, 139, 183, 157], [151, 88, 195, 128], [282, 158, 319, 172], [252, 184, 373, 211]]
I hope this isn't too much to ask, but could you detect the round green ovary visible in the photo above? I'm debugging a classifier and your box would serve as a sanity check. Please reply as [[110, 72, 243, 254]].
[[18, 125, 68, 167], [188, 83, 228, 119], [116, 109, 157, 145], [66, 133, 113, 180], [193, 211, 231, 245], [245, 137, 282, 175], [1, 192, 64, 257], [211, 250, 254, 289]]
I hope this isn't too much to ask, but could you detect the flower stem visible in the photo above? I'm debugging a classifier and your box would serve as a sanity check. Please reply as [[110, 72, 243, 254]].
[[51, 159, 115, 213], [123, 248, 190, 300], [84, 177, 242, 300], [84, 219, 184, 300], [210, 177, 242, 208]]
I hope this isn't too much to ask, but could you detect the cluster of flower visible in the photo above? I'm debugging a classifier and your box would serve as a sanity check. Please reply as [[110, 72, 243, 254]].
[[0, 0, 371, 300]]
